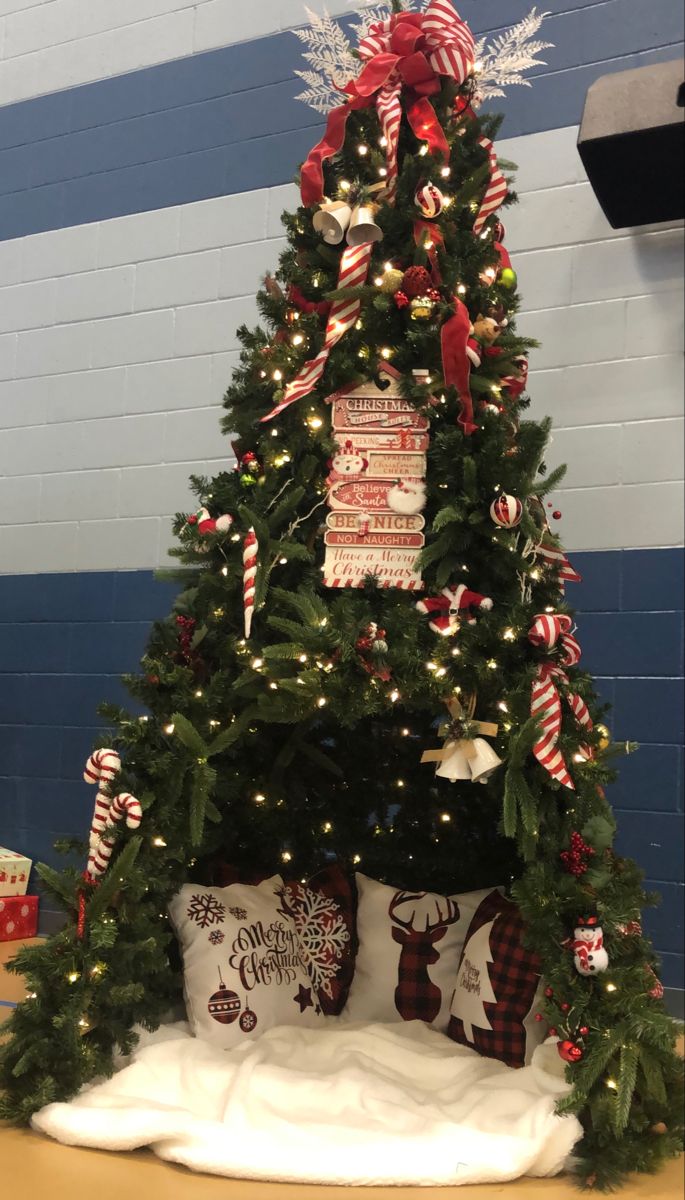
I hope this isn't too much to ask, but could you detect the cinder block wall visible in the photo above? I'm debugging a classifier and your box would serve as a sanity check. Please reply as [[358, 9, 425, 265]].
[[0, 0, 682, 1000]]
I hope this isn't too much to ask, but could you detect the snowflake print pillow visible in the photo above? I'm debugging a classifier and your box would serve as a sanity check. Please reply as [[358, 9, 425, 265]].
[[447, 889, 546, 1068], [278, 864, 356, 1015], [168, 876, 325, 1048]]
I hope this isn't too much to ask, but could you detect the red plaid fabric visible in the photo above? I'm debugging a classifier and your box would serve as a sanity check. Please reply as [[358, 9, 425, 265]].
[[447, 890, 541, 1068], [391, 923, 449, 1022]]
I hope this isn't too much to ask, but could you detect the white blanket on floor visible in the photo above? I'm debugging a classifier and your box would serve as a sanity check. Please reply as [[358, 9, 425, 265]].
[[33, 1021, 582, 1186]]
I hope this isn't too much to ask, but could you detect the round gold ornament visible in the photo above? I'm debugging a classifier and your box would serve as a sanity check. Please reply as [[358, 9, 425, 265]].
[[409, 295, 435, 321], [596, 724, 611, 751], [380, 268, 404, 295]]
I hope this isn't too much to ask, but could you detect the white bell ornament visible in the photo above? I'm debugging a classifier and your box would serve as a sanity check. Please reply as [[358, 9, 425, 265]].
[[347, 205, 383, 246], [468, 738, 503, 784], [312, 201, 352, 245], [435, 740, 473, 782]]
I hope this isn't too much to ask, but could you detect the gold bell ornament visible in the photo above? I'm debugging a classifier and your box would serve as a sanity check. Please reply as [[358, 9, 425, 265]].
[[409, 295, 435, 321], [346, 204, 383, 247], [312, 200, 352, 245], [421, 695, 503, 785]]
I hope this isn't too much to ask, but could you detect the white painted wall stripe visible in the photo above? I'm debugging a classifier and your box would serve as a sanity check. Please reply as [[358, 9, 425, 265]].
[[0, 0, 350, 107], [0, 125, 682, 572]]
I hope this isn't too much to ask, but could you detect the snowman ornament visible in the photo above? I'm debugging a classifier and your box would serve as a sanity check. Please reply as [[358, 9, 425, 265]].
[[327, 440, 368, 484], [571, 916, 609, 976], [387, 478, 426, 515]]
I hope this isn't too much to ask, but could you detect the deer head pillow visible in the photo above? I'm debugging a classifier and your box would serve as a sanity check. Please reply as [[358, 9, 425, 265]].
[[342, 873, 500, 1032]]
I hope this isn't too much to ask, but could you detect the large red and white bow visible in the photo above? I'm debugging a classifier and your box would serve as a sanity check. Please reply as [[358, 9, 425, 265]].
[[301, 0, 475, 207], [528, 614, 593, 790], [260, 241, 373, 421]]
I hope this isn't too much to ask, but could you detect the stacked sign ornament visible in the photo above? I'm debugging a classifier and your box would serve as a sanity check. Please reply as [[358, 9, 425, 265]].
[[421, 695, 502, 784], [322, 371, 429, 589]]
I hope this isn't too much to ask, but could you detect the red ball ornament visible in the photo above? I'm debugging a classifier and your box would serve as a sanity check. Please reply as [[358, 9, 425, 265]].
[[208, 985, 241, 1025], [401, 265, 432, 298], [558, 1039, 583, 1063], [552, 510, 562, 520], [544, 986, 554, 998], [548, 1027, 557, 1037], [239, 1006, 258, 1034], [490, 494, 523, 528], [534, 1012, 544, 1022], [493, 219, 506, 243], [561, 1002, 570, 1012], [415, 181, 444, 219], [579, 1025, 590, 1036], [187, 514, 198, 525]]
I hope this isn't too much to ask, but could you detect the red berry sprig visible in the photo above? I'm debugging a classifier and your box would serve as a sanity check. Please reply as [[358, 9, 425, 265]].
[[176, 615, 197, 663], [560, 830, 595, 876]]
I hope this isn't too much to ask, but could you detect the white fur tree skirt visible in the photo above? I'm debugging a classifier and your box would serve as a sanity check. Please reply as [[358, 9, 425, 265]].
[[32, 1021, 582, 1186]]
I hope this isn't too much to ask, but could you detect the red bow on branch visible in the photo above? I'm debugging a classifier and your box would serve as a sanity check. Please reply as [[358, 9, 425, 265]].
[[301, 0, 475, 207]]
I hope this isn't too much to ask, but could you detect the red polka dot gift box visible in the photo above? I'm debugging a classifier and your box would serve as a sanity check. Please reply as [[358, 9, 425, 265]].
[[0, 895, 39, 942]]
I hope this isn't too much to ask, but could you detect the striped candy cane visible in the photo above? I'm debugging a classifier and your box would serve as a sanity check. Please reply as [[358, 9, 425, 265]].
[[87, 793, 143, 879], [243, 527, 258, 639], [83, 749, 121, 855], [260, 242, 373, 422]]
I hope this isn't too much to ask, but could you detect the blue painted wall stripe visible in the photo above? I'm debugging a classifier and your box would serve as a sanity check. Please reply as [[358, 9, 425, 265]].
[[0, 2, 681, 242], [0, 549, 682, 986]]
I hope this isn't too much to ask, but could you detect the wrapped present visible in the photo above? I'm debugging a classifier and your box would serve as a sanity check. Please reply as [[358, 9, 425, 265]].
[[0, 894, 38, 941], [0, 847, 32, 896]]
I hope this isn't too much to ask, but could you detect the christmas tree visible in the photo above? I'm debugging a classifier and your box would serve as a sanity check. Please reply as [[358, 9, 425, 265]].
[[452, 918, 497, 1043], [0, 0, 681, 1188]]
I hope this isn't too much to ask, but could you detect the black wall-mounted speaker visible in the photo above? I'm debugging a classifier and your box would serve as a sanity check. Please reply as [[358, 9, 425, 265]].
[[577, 58, 684, 229]]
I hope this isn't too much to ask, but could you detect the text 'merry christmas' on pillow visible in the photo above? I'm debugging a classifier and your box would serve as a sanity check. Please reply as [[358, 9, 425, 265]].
[[343, 873, 498, 1031], [447, 888, 545, 1068], [168, 876, 325, 1048]]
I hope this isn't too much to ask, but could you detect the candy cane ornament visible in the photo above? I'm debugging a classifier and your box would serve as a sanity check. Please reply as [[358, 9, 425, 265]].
[[243, 527, 258, 639], [83, 749, 121, 857], [87, 793, 143, 879]]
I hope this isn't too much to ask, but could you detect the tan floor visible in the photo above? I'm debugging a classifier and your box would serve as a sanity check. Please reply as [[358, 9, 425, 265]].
[[2, 940, 683, 1200]]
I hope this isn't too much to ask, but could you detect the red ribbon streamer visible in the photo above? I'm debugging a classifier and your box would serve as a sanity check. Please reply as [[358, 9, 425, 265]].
[[440, 296, 478, 435]]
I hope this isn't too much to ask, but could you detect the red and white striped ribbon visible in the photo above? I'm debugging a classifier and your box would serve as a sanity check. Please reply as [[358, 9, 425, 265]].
[[243, 526, 258, 638], [375, 82, 402, 202], [473, 135, 508, 235], [87, 793, 143, 878], [528, 615, 594, 788], [260, 242, 373, 422], [531, 666, 573, 789], [534, 540, 582, 587]]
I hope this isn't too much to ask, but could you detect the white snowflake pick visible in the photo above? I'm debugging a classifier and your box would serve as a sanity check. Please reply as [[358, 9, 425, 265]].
[[473, 8, 554, 103]]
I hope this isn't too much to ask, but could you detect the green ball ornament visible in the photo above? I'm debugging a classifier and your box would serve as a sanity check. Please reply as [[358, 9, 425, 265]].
[[499, 267, 518, 291], [240, 474, 257, 489], [380, 268, 404, 295]]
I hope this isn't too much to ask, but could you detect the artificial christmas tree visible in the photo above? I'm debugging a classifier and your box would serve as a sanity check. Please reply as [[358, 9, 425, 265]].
[[0, 0, 682, 1189]]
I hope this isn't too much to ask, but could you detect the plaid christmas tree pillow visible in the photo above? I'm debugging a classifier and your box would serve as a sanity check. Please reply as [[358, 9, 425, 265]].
[[447, 889, 546, 1068]]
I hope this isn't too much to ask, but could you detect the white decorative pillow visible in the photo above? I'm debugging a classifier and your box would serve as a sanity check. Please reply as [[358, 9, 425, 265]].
[[343, 873, 499, 1032], [168, 875, 325, 1048]]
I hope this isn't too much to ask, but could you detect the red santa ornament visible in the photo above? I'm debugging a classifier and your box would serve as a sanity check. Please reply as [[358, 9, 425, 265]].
[[416, 584, 493, 636], [193, 507, 234, 536], [490, 494, 523, 528]]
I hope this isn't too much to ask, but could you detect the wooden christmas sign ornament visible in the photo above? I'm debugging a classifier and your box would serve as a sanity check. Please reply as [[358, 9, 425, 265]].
[[323, 374, 428, 589]]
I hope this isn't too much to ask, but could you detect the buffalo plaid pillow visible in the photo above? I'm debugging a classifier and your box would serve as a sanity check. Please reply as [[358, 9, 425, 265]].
[[447, 889, 545, 1068]]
